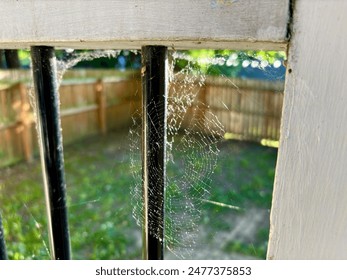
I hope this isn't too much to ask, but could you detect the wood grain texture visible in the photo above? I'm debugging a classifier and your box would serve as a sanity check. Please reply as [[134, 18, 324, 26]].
[[0, 0, 289, 50], [268, 0, 347, 259]]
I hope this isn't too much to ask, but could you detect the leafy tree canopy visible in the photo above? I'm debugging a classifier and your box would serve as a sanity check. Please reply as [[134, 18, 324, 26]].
[[16, 49, 286, 78], [174, 49, 286, 77]]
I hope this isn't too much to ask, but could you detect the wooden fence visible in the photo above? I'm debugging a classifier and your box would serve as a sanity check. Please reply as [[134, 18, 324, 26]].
[[202, 76, 284, 142], [0, 71, 283, 167], [0, 83, 34, 166], [0, 74, 142, 167]]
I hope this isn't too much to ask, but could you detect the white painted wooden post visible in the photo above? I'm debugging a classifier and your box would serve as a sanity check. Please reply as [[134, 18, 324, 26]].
[[268, 0, 347, 259]]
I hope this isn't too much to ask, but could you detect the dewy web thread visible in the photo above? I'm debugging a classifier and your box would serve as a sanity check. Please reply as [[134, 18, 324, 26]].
[[130, 54, 225, 258]]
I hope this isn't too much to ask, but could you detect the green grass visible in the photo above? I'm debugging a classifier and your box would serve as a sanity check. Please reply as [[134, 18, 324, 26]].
[[223, 240, 267, 259], [207, 140, 276, 211], [0, 131, 278, 260], [223, 226, 269, 259]]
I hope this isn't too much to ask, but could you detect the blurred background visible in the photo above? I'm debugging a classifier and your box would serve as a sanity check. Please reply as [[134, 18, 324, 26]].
[[0, 48, 285, 260]]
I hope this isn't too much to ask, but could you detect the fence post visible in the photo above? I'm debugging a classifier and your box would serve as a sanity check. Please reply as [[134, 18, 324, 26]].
[[18, 82, 33, 162], [141, 46, 168, 260], [31, 46, 71, 260], [197, 82, 208, 133], [95, 79, 106, 135]]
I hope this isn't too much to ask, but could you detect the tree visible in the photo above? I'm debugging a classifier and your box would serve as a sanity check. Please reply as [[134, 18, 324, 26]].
[[174, 50, 286, 78]]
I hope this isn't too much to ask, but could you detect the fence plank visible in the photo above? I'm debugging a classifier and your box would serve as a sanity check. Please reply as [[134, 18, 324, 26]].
[[18, 83, 33, 162], [203, 78, 284, 142]]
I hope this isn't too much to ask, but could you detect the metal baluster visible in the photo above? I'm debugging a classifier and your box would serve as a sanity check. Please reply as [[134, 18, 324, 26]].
[[0, 213, 7, 260], [141, 46, 168, 260], [31, 46, 71, 260]]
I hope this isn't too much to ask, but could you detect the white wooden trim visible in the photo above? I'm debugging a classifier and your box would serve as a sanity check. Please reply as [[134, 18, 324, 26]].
[[0, 0, 289, 50], [268, 0, 347, 259]]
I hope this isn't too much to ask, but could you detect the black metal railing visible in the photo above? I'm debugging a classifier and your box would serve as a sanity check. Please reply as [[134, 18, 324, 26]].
[[141, 46, 167, 260], [0, 214, 7, 260], [31, 46, 71, 260]]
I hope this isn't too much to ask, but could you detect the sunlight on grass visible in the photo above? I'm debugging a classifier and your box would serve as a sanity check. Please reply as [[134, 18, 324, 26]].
[[260, 139, 279, 148]]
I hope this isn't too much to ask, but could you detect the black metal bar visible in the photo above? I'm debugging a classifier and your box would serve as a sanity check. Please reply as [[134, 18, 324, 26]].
[[141, 46, 168, 260], [0, 213, 8, 260], [30, 46, 71, 260]]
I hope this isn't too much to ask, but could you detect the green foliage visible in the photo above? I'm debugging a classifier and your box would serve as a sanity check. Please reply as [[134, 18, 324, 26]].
[[242, 50, 286, 64], [17, 50, 30, 68], [174, 50, 286, 77], [16, 49, 286, 75]]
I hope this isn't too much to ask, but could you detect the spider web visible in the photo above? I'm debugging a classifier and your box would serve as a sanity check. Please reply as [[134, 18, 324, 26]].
[[130, 53, 225, 258]]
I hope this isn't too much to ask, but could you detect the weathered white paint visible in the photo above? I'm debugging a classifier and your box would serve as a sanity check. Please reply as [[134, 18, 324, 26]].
[[268, 0, 347, 259], [0, 0, 289, 50]]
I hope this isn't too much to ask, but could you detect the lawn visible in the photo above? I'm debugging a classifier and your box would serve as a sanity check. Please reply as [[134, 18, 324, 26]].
[[0, 129, 278, 260]]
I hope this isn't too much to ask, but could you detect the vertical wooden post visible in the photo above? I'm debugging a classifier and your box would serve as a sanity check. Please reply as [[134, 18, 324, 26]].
[[18, 83, 33, 162], [237, 91, 242, 138], [31, 46, 71, 260], [95, 79, 106, 135], [241, 91, 248, 140], [141, 46, 168, 260], [197, 82, 208, 133], [250, 93, 255, 140], [265, 94, 271, 140], [268, 1, 347, 259]]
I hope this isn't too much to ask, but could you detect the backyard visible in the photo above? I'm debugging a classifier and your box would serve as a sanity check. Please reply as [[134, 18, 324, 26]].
[[0, 50, 282, 260], [0, 128, 277, 260]]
